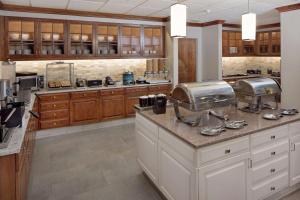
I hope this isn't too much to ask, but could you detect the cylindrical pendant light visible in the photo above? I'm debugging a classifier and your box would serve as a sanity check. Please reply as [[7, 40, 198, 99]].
[[171, 4, 187, 38], [242, 0, 256, 41]]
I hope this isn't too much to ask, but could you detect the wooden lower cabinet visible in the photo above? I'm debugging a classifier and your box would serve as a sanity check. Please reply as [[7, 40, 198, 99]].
[[37, 84, 172, 129], [0, 115, 36, 200], [102, 95, 125, 120], [70, 98, 99, 125]]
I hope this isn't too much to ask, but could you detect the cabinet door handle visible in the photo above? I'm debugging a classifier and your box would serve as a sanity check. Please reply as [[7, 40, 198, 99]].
[[291, 143, 296, 151], [270, 168, 276, 173], [271, 151, 276, 156], [225, 149, 231, 154], [270, 135, 276, 140], [83, 93, 87, 96], [53, 104, 57, 108], [270, 186, 276, 191], [53, 122, 57, 126]]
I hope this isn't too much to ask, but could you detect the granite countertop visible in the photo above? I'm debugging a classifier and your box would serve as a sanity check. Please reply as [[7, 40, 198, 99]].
[[36, 82, 172, 95], [0, 94, 36, 156], [138, 107, 300, 149]]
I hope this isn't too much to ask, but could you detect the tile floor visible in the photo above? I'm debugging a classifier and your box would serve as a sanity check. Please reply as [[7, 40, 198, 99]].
[[28, 123, 300, 200], [28, 123, 162, 200]]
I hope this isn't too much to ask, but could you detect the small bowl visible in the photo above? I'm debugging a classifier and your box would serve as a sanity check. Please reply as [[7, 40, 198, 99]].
[[22, 33, 30, 40], [107, 36, 114, 42], [71, 34, 80, 41], [9, 32, 20, 40], [42, 33, 51, 41], [53, 34, 60, 41], [82, 35, 89, 42], [97, 36, 105, 42]]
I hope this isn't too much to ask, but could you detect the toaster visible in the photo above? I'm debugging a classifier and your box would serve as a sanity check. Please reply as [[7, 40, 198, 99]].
[[87, 80, 102, 87]]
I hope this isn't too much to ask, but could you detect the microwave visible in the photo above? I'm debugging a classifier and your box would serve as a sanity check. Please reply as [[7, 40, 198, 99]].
[[15, 72, 40, 91]]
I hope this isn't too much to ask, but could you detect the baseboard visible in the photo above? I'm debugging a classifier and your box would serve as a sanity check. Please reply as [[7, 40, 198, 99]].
[[36, 118, 135, 139]]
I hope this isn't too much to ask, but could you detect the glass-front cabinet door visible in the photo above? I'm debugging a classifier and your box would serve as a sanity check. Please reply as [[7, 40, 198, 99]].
[[270, 31, 280, 56], [40, 21, 66, 57], [143, 27, 163, 57], [69, 23, 94, 57], [121, 26, 141, 57], [257, 32, 270, 55], [7, 18, 37, 58], [96, 24, 119, 57]]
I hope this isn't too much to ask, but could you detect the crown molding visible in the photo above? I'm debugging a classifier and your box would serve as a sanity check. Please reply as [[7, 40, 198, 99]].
[[187, 20, 225, 27], [0, 3, 168, 22], [276, 3, 300, 13], [223, 23, 280, 30]]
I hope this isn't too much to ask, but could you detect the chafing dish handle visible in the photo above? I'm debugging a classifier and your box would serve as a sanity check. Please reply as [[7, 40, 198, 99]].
[[173, 102, 183, 120]]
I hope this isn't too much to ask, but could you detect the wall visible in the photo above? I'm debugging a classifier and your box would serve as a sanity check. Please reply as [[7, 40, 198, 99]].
[[222, 57, 281, 76], [201, 24, 222, 81], [281, 9, 300, 109], [16, 59, 147, 81]]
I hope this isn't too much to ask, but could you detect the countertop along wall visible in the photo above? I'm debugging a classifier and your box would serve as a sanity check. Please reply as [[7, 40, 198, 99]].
[[16, 59, 147, 81], [222, 57, 281, 76]]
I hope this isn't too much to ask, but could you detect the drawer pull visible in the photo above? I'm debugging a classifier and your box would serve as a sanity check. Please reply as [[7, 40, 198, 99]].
[[270, 186, 276, 191], [270, 135, 276, 140], [270, 168, 276, 173], [53, 122, 57, 126], [111, 91, 114, 94], [53, 113, 57, 117], [271, 151, 276, 156], [53, 104, 57, 108], [225, 149, 231, 154], [83, 94, 87, 96]]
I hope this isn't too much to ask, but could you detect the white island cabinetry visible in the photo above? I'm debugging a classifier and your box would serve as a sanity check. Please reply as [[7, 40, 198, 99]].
[[135, 113, 300, 200]]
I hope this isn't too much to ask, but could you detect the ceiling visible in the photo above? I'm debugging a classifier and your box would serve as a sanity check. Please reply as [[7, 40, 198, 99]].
[[1, 0, 300, 25]]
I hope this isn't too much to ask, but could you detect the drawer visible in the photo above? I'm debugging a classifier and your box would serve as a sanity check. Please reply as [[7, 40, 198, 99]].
[[289, 121, 300, 136], [251, 125, 288, 148], [148, 84, 171, 92], [40, 101, 69, 111], [40, 109, 69, 120], [70, 91, 98, 100], [126, 87, 148, 94], [198, 136, 249, 164], [38, 93, 69, 102], [251, 139, 289, 164], [251, 154, 288, 183], [101, 88, 125, 96], [40, 118, 69, 129], [252, 172, 288, 200]]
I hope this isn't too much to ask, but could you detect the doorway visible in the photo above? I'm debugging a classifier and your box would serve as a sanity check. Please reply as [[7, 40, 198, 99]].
[[178, 38, 197, 83]]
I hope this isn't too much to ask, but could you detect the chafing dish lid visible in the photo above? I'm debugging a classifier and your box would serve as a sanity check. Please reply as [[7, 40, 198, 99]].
[[237, 77, 281, 96], [170, 81, 235, 111]]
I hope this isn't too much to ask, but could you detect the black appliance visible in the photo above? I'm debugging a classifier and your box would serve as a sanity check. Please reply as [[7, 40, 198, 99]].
[[105, 76, 115, 86], [76, 78, 85, 87], [87, 80, 102, 87], [1, 102, 25, 128], [152, 94, 167, 114]]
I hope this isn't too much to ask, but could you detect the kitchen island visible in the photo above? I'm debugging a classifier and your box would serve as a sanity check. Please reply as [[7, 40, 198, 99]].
[[135, 106, 300, 200]]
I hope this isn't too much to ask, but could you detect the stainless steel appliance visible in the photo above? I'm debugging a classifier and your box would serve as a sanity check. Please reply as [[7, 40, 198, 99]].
[[169, 81, 236, 126], [0, 79, 13, 108], [16, 72, 39, 91], [235, 77, 281, 113]]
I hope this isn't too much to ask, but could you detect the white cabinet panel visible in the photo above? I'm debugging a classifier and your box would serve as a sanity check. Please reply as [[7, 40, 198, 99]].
[[158, 141, 195, 200], [136, 129, 158, 184], [290, 134, 300, 186], [198, 152, 250, 200]]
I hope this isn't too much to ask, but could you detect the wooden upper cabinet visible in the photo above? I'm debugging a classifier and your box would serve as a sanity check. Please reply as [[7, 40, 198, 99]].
[[6, 18, 37, 58], [222, 31, 243, 57], [242, 40, 255, 56], [40, 21, 66, 57], [143, 26, 164, 57], [270, 31, 281, 56], [68, 23, 94, 57], [257, 32, 270, 55], [96, 24, 119, 57], [120, 26, 142, 57]]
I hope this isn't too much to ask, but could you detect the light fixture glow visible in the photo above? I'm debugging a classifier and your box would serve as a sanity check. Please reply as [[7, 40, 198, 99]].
[[171, 4, 187, 38], [242, 13, 256, 41]]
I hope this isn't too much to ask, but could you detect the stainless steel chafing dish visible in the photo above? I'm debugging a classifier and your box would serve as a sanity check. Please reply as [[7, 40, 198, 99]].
[[235, 77, 281, 113], [169, 81, 236, 126]]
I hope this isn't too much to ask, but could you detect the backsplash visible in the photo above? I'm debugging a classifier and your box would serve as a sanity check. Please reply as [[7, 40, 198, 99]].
[[222, 57, 281, 76], [15, 59, 147, 81]]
